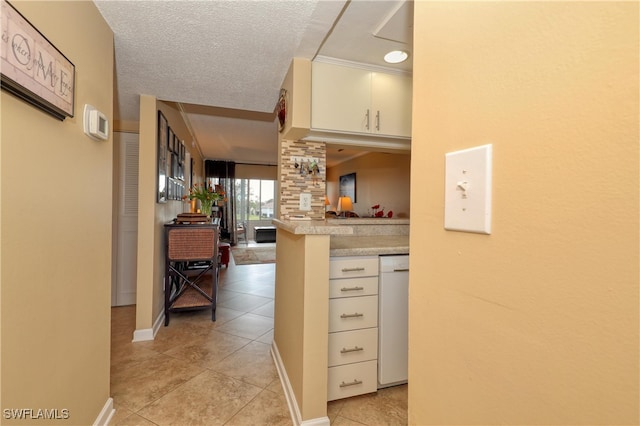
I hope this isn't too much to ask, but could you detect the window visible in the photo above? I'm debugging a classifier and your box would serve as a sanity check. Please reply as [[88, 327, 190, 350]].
[[236, 179, 275, 221]]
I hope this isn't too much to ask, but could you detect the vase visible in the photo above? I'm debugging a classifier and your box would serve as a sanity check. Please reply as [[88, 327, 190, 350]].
[[200, 200, 213, 217]]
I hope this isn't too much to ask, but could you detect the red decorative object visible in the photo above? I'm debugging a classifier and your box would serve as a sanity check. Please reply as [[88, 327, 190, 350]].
[[371, 204, 385, 217], [387, 210, 393, 218], [218, 242, 230, 268], [276, 89, 287, 132]]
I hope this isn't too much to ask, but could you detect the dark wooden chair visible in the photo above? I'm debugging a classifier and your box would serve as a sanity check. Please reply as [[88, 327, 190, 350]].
[[236, 221, 247, 245]]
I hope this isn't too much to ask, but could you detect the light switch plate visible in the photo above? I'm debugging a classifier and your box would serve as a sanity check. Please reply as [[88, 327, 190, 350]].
[[444, 144, 492, 234], [300, 193, 312, 211]]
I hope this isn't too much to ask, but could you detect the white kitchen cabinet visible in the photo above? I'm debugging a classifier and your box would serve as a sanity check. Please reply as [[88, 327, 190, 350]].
[[327, 256, 379, 401], [311, 61, 412, 138], [329, 276, 378, 299]]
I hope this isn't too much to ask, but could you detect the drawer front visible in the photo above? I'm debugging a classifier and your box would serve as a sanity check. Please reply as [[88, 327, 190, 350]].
[[329, 276, 378, 299], [330, 256, 378, 279], [328, 360, 378, 401], [328, 328, 378, 367], [329, 295, 378, 332]]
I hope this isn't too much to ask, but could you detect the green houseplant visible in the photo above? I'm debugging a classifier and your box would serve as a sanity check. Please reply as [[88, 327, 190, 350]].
[[183, 183, 225, 217]]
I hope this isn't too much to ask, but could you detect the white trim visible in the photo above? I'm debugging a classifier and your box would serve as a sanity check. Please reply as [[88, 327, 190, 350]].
[[132, 311, 164, 342], [271, 342, 330, 426], [92, 397, 114, 426], [302, 129, 411, 152], [314, 55, 412, 76], [301, 418, 331, 426]]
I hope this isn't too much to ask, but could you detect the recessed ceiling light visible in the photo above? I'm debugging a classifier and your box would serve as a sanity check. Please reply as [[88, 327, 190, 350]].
[[384, 50, 409, 64]]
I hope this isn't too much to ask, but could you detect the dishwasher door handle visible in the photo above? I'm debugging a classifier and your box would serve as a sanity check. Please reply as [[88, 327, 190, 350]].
[[393, 268, 409, 272]]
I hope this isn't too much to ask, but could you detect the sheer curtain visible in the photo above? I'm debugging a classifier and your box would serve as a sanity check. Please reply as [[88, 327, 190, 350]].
[[205, 160, 237, 244]]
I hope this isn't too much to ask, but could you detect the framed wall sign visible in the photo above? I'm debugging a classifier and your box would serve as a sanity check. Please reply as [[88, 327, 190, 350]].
[[339, 172, 356, 202], [0, 0, 75, 120]]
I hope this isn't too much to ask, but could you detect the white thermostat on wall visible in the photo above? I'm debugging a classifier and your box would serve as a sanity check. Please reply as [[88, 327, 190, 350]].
[[83, 104, 109, 141]]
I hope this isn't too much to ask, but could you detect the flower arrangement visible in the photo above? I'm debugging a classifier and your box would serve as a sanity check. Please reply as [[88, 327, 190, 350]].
[[371, 204, 393, 218], [183, 183, 226, 216]]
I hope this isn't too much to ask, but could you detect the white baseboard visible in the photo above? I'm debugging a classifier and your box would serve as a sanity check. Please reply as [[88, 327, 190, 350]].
[[132, 311, 164, 342], [271, 342, 330, 426], [301, 418, 331, 426], [93, 397, 114, 425]]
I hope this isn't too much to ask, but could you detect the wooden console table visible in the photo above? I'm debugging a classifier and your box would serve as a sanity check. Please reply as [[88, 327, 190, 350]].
[[164, 222, 220, 325]]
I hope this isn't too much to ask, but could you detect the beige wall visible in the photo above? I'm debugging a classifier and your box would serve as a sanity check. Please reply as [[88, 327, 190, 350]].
[[273, 231, 330, 421], [135, 98, 205, 332], [409, 2, 639, 425], [0, 1, 114, 422], [236, 164, 277, 180], [327, 152, 410, 217], [279, 58, 312, 141]]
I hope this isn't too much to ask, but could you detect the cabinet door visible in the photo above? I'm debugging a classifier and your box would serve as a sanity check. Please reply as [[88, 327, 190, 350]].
[[329, 295, 378, 332], [371, 72, 412, 137], [329, 256, 379, 279], [328, 327, 378, 367], [311, 61, 371, 133], [329, 276, 378, 299], [328, 360, 378, 401]]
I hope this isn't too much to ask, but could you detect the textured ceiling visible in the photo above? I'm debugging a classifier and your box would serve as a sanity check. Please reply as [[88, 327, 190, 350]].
[[94, 0, 413, 166]]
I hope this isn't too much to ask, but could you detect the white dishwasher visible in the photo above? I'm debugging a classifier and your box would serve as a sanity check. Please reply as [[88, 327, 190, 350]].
[[378, 254, 409, 388]]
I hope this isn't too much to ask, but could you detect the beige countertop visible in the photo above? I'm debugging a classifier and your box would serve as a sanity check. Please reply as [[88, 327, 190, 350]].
[[329, 235, 409, 256], [272, 219, 353, 235], [273, 218, 409, 256], [325, 218, 410, 226]]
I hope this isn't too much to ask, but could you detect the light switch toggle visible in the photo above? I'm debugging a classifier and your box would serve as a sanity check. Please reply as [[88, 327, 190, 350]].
[[456, 181, 469, 198]]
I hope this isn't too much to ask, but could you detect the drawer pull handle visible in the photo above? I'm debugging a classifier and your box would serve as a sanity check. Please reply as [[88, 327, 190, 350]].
[[341, 267, 365, 272], [340, 346, 363, 354], [340, 286, 364, 292], [340, 379, 363, 388], [340, 312, 364, 319], [393, 268, 410, 272]]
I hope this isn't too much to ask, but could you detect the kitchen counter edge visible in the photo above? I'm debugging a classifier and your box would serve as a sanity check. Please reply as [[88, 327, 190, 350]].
[[272, 219, 354, 235]]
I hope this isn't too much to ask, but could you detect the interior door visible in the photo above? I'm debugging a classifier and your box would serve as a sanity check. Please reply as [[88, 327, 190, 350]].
[[113, 132, 139, 306]]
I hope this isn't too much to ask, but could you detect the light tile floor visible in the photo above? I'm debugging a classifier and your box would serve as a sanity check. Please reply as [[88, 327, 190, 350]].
[[110, 243, 407, 425]]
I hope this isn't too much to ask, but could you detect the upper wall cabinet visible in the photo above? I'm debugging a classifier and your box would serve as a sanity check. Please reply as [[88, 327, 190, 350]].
[[311, 61, 412, 139]]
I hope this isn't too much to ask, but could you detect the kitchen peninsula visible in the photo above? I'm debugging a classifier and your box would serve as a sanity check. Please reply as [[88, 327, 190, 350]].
[[271, 218, 408, 424]]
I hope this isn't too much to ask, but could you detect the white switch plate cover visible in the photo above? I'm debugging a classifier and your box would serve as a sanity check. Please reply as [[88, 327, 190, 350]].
[[444, 144, 492, 234], [300, 193, 312, 211]]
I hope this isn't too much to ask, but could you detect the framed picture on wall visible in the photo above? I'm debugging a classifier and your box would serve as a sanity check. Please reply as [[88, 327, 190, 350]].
[[157, 111, 168, 203], [0, 0, 75, 120], [339, 172, 356, 202]]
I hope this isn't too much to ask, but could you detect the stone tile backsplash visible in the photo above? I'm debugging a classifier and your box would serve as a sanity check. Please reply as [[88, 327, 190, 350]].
[[279, 139, 326, 220]]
